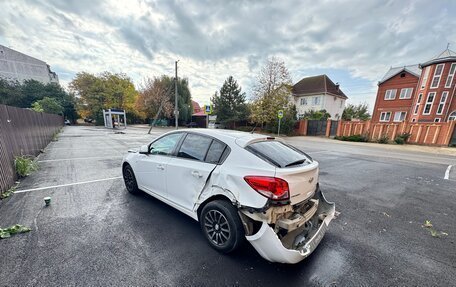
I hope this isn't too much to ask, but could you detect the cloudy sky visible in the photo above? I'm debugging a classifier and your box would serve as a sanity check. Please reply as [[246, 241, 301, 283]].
[[1, 0, 455, 110]]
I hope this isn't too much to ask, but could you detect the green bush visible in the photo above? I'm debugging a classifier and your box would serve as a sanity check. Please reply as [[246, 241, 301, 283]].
[[14, 155, 38, 178], [394, 136, 405, 145], [377, 134, 389, 144], [394, 132, 411, 145], [335, 134, 368, 142]]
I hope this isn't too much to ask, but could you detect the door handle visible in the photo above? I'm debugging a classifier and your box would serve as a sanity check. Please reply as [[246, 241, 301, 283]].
[[191, 171, 203, 178], [157, 164, 165, 170]]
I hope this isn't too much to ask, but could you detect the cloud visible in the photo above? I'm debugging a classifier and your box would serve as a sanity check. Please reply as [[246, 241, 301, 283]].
[[0, 0, 455, 108]]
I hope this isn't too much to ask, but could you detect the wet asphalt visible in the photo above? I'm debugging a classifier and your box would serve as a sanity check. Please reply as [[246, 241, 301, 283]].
[[0, 125, 455, 286]]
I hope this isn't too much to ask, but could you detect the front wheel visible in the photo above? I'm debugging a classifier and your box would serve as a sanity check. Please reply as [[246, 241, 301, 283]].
[[123, 164, 140, 195], [200, 200, 244, 253]]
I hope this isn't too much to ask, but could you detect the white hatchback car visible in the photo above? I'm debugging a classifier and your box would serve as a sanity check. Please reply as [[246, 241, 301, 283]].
[[122, 129, 335, 264]]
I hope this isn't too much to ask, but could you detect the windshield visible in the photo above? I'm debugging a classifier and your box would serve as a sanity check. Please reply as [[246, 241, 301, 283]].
[[246, 141, 312, 168]]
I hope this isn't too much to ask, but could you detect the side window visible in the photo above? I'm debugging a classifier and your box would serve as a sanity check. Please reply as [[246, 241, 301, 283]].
[[177, 134, 212, 161], [150, 133, 182, 155], [205, 140, 227, 164]]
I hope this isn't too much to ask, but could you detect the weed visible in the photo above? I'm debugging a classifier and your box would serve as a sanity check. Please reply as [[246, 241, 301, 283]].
[[0, 224, 31, 239], [422, 220, 448, 238], [0, 186, 16, 200], [14, 155, 38, 178]]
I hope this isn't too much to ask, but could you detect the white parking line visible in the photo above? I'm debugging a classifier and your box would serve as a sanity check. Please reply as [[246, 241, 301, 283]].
[[38, 156, 123, 162], [444, 165, 452, 180], [14, 177, 123, 194]]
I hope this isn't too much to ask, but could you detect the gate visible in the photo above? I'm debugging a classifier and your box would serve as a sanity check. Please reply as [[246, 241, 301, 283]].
[[451, 124, 456, 146], [330, 120, 339, 136], [307, 120, 327, 136]]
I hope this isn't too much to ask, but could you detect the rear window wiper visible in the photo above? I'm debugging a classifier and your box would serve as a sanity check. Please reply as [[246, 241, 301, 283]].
[[285, 159, 306, 167]]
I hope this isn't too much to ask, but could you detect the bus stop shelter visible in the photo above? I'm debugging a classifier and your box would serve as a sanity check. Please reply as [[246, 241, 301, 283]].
[[103, 108, 127, 129]]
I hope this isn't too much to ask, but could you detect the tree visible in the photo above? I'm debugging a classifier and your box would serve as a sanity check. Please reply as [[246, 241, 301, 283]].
[[342, 103, 371, 121], [135, 76, 193, 125], [301, 109, 331, 120], [211, 76, 249, 127], [0, 79, 23, 106], [0, 79, 78, 121], [32, 97, 63, 114], [70, 72, 138, 124], [136, 76, 174, 126], [250, 57, 293, 127]]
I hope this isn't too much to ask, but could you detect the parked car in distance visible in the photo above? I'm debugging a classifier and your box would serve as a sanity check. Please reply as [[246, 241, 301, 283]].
[[122, 129, 335, 263], [208, 122, 224, 129], [64, 119, 71, 125], [83, 118, 93, 123], [186, 122, 198, 128]]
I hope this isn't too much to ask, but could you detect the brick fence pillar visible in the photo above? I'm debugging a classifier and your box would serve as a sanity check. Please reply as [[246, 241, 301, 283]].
[[325, 119, 331, 137]]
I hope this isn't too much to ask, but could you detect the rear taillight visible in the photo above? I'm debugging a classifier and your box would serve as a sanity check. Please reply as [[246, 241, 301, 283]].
[[244, 176, 289, 201]]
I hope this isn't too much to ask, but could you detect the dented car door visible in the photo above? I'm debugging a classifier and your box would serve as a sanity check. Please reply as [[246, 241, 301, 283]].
[[165, 133, 222, 211]]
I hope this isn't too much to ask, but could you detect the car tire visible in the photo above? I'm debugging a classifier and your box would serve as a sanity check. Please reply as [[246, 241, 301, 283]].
[[123, 165, 140, 195], [199, 200, 244, 253]]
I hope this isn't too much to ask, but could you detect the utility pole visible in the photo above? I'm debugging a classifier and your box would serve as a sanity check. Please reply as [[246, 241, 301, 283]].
[[174, 60, 179, 129]]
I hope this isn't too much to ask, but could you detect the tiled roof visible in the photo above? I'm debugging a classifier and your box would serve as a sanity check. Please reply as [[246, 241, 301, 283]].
[[192, 100, 202, 113], [420, 48, 456, 68], [292, 74, 348, 99], [379, 65, 421, 84]]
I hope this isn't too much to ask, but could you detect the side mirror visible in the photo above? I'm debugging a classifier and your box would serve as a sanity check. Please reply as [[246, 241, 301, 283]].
[[139, 144, 149, 155]]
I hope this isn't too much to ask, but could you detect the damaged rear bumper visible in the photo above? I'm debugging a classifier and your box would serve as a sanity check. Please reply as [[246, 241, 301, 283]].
[[242, 189, 335, 264]]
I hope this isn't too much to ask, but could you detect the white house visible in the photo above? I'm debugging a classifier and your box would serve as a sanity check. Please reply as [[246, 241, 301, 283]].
[[292, 74, 347, 119]]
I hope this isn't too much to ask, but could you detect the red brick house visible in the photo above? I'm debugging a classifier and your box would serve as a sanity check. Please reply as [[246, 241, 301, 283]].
[[372, 48, 456, 124]]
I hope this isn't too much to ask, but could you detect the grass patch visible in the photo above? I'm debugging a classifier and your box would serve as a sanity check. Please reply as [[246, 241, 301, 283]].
[[14, 155, 38, 178], [0, 224, 31, 239]]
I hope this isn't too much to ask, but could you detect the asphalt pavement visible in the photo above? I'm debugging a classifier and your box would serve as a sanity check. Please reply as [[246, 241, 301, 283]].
[[0, 125, 455, 286]]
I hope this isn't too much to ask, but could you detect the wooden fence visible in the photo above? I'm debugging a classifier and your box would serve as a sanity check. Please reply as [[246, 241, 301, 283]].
[[0, 105, 63, 194], [337, 120, 456, 146]]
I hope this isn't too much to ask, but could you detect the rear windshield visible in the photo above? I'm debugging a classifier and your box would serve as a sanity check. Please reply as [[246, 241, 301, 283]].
[[246, 141, 312, 168]]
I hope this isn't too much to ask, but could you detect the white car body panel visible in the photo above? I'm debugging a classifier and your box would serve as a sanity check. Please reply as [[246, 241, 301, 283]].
[[166, 157, 217, 211], [122, 129, 335, 264]]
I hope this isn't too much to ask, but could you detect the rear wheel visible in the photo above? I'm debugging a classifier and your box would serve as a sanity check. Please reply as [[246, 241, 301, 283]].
[[123, 165, 140, 195], [200, 200, 244, 253]]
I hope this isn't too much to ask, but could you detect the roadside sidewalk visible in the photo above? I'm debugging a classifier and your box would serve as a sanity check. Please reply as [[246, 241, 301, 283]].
[[285, 136, 456, 157]]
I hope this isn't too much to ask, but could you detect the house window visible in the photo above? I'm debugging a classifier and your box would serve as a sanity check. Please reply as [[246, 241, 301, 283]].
[[399, 88, 413, 99], [430, 64, 445, 88], [340, 100, 343, 108], [379, 112, 391, 122], [423, 92, 436, 115], [436, 91, 448, 115], [300, 98, 307, 106], [421, 66, 430, 89], [445, 63, 456, 88], [312, 96, 321, 105], [412, 118, 416, 123], [384, 89, 397, 100], [434, 118, 441, 122], [393, 111, 406, 122], [414, 104, 420, 115], [449, 111, 456, 121], [417, 93, 423, 103]]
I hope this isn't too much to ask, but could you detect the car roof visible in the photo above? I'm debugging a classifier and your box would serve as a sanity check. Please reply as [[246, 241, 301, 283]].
[[171, 128, 272, 147]]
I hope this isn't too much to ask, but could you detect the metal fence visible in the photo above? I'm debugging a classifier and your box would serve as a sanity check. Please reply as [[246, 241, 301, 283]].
[[0, 105, 63, 194]]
